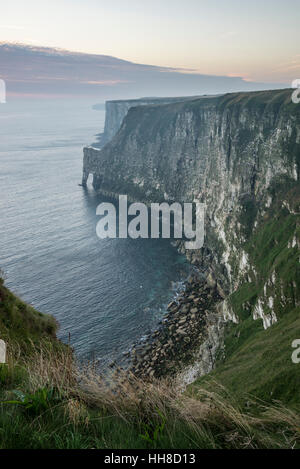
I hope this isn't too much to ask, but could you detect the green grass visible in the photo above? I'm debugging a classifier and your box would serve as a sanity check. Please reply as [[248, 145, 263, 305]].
[[0, 281, 299, 450], [191, 180, 300, 407], [0, 352, 299, 449], [192, 306, 300, 406], [0, 275, 63, 353]]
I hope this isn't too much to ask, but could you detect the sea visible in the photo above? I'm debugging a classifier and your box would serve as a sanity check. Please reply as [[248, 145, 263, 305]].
[[0, 97, 189, 366]]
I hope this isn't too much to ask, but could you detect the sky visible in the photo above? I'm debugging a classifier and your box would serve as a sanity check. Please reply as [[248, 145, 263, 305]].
[[0, 0, 299, 84]]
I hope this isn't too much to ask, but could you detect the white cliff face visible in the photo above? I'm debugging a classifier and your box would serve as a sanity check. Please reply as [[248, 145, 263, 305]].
[[252, 270, 282, 330], [253, 298, 278, 330], [83, 88, 299, 296], [82, 89, 300, 382], [288, 235, 299, 249], [176, 311, 225, 386], [283, 201, 300, 215], [220, 300, 239, 324], [83, 92, 299, 294]]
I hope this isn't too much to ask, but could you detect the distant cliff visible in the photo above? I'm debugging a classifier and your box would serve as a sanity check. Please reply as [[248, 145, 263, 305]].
[[83, 89, 300, 382], [99, 96, 204, 146]]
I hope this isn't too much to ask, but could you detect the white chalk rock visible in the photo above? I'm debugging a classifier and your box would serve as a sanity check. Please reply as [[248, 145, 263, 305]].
[[0, 339, 6, 363]]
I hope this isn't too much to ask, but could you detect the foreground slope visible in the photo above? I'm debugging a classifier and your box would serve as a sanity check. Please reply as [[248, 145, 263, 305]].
[[0, 277, 299, 449]]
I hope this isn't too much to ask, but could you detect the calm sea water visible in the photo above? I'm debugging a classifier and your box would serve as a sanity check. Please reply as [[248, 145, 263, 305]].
[[0, 98, 189, 365]]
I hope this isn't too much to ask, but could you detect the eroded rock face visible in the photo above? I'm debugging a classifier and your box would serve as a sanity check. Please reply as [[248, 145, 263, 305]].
[[83, 89, 299, 289], [83, 89, 300, 383]]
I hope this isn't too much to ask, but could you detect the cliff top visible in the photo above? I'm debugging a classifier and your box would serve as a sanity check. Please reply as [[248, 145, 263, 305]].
[[106, 95, 206, 105]]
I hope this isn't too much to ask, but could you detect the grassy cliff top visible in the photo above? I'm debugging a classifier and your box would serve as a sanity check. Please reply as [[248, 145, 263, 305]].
[[0, 275, 59, 350], [112, 88, 299, 145], [124, 88, 298, 116], [105, 95, 202, 105]]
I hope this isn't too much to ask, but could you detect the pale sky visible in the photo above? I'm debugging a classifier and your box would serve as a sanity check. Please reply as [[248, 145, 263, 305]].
[[1, 0, 299, 83]]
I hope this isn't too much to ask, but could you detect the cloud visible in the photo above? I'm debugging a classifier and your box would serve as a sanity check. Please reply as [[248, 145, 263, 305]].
[[0, 42, 286, 99], [82, 80, 132, 85]]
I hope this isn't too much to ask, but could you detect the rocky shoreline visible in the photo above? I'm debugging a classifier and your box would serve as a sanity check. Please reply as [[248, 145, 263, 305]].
[[124, 267, 225, 380]]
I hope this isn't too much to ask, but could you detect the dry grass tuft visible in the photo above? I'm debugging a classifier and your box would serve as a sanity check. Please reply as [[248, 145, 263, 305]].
[[2, 341, 300, 449]]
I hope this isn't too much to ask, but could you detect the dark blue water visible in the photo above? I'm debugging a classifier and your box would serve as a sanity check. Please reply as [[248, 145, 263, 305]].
[[0, 98, 189, 365]]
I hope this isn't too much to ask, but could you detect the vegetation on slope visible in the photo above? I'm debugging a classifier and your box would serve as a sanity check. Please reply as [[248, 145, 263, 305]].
[[0, 272, 300, 449], [1, 338, 300, 449], [0, 274, 59, 344], [193, 179, 300, 406]]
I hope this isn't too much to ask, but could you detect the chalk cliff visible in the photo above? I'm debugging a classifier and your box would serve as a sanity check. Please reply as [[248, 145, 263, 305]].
[[83, 89, 300, 381]]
